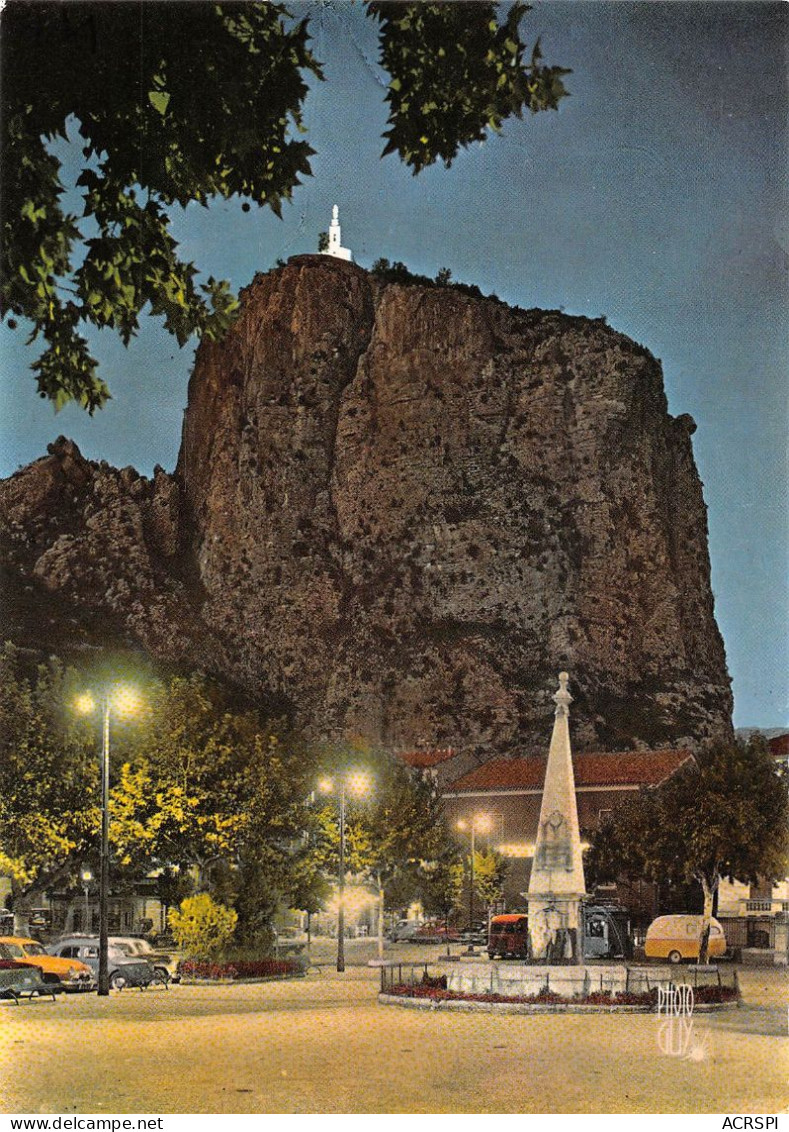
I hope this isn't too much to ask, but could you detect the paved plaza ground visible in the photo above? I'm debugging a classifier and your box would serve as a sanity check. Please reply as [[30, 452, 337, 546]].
[[1, 945, 786, 1115]]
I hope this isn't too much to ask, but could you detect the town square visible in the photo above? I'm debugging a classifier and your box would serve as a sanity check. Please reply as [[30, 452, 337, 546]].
[[1, 949, 787, 1115], [0, 0, 786, 1119]]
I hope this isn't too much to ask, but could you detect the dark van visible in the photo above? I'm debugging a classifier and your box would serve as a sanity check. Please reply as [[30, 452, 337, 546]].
[[487, 914, 529, 959], [582, 904, 633, 960]]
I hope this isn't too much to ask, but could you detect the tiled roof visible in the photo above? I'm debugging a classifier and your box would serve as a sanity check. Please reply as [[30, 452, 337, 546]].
[[397, 747, 457, 769], [447, 749, 694, 793], [768, 734, 789, 757]]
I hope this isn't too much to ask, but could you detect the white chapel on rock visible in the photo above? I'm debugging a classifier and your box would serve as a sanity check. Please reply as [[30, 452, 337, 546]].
[[322, 204, 353, 262]]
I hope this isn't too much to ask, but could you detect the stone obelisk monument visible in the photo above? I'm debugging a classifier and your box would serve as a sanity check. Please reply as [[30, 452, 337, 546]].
[[527, 672, 586, 963]]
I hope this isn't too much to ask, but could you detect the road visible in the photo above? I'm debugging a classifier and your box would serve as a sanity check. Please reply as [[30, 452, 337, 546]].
[[1, 949, 786, 1115]]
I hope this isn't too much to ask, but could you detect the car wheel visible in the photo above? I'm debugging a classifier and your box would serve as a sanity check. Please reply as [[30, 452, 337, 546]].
[[109, 970, 127, 990], [668, 950, 682, 965]]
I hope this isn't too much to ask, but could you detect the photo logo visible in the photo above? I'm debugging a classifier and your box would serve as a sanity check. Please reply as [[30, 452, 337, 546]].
[[656, 982, 710, 1061]]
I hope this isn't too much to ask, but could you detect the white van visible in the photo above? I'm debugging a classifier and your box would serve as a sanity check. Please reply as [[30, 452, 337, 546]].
[[644, 914, 726, 963]]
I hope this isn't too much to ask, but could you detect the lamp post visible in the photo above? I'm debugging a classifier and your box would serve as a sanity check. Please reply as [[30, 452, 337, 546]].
[[76, 685, 139, 996], [318, 770, 372, 973], [457, 814, 492, 950], [80, 866, 93, 933]]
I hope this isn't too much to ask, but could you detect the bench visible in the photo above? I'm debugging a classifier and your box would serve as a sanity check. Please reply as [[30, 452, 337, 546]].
[[0, 965, 58, 1004]]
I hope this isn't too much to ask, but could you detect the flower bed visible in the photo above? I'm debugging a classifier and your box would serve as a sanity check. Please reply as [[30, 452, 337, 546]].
[[177, 958, 304, 981], [385, 982, 738, 1008]]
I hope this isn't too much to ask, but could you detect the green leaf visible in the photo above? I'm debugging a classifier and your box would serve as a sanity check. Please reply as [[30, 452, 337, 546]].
[[148, 90, 171, 116]]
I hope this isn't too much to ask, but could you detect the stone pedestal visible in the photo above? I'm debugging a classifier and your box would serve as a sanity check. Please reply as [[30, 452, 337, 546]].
[[446, 962, 678, 998]]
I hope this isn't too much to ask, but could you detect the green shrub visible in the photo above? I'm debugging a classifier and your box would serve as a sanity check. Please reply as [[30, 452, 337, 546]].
[[168, 893, 238, 960]]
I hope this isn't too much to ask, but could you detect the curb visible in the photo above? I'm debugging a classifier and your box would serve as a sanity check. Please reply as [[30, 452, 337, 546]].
[[177, 973, 306, 986], [377, 993, 735, 1015]]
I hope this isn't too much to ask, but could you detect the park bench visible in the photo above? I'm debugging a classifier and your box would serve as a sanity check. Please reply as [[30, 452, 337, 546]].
[[0, 963, 58, 1004]]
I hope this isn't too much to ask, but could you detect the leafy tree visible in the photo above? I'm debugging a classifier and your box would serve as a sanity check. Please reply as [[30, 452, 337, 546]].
[[0, 649, 324, 942], [471, 847, 508, 917], [229, 738, 323, 948], [169, 892, 237, 960], [110, 672, 331, 950], [364, 760, 454, 956], [0, 644, 98, 926], [589, 738, 789, 963], [309, 749, 458, 955], [109, 675, 259, 884], [155, 866, 194, 933], [418, 849, 465, 954], [371, 258, 434, 287], [435, 267, 453, 286], [110, 675, 318, 916], [1, 1, 568, 410], [317, 231, 329, 252], [369, 1, 569, 173]]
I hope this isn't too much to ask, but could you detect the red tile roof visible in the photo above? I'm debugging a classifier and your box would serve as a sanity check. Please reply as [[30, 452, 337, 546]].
[[768, 734, 789, 757], [397, 747, 457, 769], [447, 749, 694, 793]]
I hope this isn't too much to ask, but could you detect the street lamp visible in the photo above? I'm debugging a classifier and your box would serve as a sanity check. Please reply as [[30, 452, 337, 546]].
[[79, 865, 93, 932], [457, 813, 492, 949], [318, 769, 373, 972], [76, 685, 140, 996]]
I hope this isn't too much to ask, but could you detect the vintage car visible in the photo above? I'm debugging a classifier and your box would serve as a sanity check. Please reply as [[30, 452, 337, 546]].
[[0, 936, 95, 991], [412, 920, 460, 944], [48, 937, 155, 989], [388, 920, 424, 942], [110, 937, 178, 982]]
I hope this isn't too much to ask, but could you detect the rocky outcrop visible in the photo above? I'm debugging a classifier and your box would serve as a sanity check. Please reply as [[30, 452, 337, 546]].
[[0, 256, 733, 754]]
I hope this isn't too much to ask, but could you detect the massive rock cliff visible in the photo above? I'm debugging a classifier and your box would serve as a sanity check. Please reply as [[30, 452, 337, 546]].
[[0, 256, 733, 754]]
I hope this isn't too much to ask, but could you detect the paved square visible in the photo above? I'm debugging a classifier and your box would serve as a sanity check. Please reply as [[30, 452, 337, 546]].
[[1, 959, 786, 1114]]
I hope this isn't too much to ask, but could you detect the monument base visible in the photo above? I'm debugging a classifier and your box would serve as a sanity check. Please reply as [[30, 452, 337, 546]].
[[446, 962, 693, 998]]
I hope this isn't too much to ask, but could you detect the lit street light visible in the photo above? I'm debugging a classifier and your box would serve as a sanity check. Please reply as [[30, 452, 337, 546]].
[[79, 865, 93, 933], [457, 813, 492, 951], [76, 685, 140, 996], [318, 769, 373, 973]]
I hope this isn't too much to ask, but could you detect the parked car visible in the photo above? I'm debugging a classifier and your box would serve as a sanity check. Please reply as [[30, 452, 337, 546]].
[[388, 920, 423, 943], [109, 937, 178, 983], [644, 915, 726, 964], [413, 920, 460, 944], [48, 936, 155, 989], [459, 921, 488, 946], [0, 936, 95, 992]]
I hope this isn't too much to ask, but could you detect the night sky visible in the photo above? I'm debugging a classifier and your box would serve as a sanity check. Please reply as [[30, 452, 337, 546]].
[[1, 2, 786, 728]]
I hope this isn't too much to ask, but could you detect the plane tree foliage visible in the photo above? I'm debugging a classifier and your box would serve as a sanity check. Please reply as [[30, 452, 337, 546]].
[[109, 675, 318, 902], [0, 645, 99, 912], [588, 738, 788, 963], [310, 749, 459, 938], [418, 850, 465, 927], [1, 1, 569, 411], [471, 847, 508, 914], [0, 650, 459, 940], [0, 651, 319, 930]]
